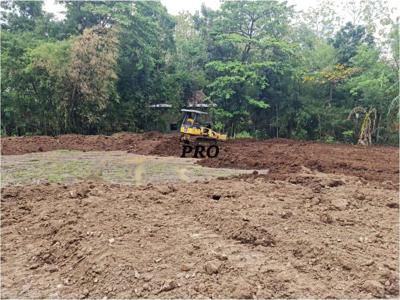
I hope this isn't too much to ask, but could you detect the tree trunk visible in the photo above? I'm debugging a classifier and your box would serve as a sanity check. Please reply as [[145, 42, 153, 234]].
[[318, 114, 322, 139], [276, 104, 279, 138], [376, 113, 381, 143], [328, 83, 333, 106]]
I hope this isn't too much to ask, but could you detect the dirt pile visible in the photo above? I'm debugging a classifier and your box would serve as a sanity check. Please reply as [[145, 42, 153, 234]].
[[198, 138, 399, 185], [147, 136, 181, 157], [1, 172, 398, 298], [2, 133, 398, 185], [0, 132, 175, 156]]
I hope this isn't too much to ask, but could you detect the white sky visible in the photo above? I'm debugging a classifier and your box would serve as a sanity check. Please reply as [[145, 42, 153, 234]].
[[44, 0, 398, 19], [159, 0, 350, 15]]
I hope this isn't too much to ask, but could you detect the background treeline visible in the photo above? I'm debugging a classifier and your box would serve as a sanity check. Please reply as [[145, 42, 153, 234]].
[[1, 0, 398, 145]]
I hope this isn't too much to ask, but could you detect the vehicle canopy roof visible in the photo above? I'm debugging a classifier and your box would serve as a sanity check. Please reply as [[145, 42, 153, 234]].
[[181, 109, 208, 115]]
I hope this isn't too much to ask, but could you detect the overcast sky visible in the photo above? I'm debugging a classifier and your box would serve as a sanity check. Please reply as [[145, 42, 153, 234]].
[[44, 0, 398, 19], [158, 0, 343, 14]]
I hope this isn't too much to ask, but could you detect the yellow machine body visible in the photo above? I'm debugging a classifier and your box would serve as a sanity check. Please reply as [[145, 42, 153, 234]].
[[180, 109, 227, 143]]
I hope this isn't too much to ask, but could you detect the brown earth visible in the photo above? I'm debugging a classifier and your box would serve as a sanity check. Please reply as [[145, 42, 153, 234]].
[[198, 139, 399, 186], [1, 171, 399, 299], [0, 132, 172, 156], [1, 133, 399, 298], [1, 133, 398, 185]]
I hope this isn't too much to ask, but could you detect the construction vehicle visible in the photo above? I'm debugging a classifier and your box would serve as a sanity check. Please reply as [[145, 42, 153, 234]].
[[180, 109, 227, 144]]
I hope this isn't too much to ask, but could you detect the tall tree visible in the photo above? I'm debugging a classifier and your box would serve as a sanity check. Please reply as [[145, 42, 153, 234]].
[[0, 0, 43, 32], [113, 1, 177, 131], [65, 25, 120, 133], [174, 12, 208, 100], [330, 22, 374, 65], [301, 0, 342, 39], [1, 0, 397, 144]]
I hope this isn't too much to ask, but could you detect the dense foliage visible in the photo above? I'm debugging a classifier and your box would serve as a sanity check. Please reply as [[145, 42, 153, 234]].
[[1, 0, 398, 145]]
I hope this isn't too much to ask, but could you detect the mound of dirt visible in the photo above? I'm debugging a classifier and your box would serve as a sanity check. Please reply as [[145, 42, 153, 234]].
[[1, 173, 398, 298], [198, 138, 399, 185], [0, 132, 175, 156], [1, 134, 398, 185], [147, 136, 181, 157]]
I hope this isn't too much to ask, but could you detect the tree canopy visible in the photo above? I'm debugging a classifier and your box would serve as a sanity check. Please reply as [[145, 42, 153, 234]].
[[1, 0, 398, 145]]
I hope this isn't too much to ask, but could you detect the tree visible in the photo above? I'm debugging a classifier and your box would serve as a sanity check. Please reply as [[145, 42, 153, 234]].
[[348, 106, 377, 145], [26, 39, 72, 135], [301, 0, 342, 39], [205, 61, 269, 136], [65, 25, 120, 133], [173, 12, 208, 101], [345, 45, 398, 143], [304, 64, 360, 104], [0, 0, 44, 32], [1, 0, 397, 145], [343, 0, 394, 38], [330, 22, 374, 65], [194, 1, 295, 137], [212, 0, 293, 63], [61, 1, 131, 34], [114, 1, 177, 132]]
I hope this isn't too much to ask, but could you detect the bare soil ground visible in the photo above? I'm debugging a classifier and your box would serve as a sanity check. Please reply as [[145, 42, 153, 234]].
[[1, 133, 399, 298], [1, 173, 398, 298], [198, 139, 399, 185], [1, 133, 398, 185], [1, 132, 168, 156]]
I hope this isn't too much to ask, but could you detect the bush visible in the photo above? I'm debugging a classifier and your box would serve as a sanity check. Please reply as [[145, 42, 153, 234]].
[[342, 130, 354, 143], [235, 131, 253, 139], [324, 135, 335, 144]]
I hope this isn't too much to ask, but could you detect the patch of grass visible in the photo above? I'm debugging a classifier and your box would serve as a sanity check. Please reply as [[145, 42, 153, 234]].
[[2, 159, 95, 185], [1, 150, 253, 187]]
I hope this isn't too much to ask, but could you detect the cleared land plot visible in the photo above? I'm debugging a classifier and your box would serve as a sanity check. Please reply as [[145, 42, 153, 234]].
[[1, 150, 261, 187], [1, 172, 398, 298], [1, 134, 398, 298]]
